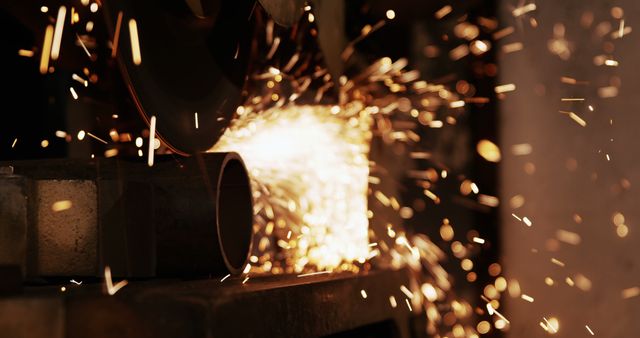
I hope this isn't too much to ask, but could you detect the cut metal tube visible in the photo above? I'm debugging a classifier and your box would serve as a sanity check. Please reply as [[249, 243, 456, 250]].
[[153, 152, 254, 276], [0, 152, 253, 278]]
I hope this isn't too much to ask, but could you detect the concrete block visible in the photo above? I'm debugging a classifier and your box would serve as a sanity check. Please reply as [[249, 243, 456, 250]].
[[35, 180, 98, 276]]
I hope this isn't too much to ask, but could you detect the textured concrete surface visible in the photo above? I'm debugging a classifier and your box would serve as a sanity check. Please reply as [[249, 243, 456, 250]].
[[35, 180, 97, 276]]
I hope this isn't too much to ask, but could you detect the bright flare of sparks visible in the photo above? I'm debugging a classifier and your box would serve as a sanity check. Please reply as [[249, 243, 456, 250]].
[[211, 102, 372, 271]]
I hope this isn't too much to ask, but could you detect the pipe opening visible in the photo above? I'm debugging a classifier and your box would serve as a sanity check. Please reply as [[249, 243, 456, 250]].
[[216, 156, 253, 274]]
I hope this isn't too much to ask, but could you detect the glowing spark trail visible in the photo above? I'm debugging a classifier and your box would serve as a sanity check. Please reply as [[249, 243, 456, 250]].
[[128, 19, 142, 65], [18, 49, 34, 57], [495, 83, 516, 93], [512, 3, 537, 17], [76, 34, 92, 58], [69, 87, 78, 100], [389, 296, 397, 308], [86, 132, 108, 145], [521, 294, 534, 302], [297, 271, 332, 278], [435, 5, 452, 19], [51, 200, 72, 212], [622, 286, 640, 299], [104, 266, 127, 295], [111, 11, 124, 58], [148, 115, 156, 167], [586, 325, 595, 335], [473, 237, 485, 244], [39, 25, 54, 74], [568, 112, 587, 127], [405, 298, 413, 311], [51, 6, 67, 60]]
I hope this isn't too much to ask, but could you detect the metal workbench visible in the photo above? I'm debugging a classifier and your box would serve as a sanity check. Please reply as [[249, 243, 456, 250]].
[[1, 268, 424, 338]]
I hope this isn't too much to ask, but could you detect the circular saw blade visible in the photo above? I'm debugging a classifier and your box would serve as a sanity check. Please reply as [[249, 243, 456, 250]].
[[313, 0, 346, 89], [104, 0, 255, 155], [258, 0, 305, 27]]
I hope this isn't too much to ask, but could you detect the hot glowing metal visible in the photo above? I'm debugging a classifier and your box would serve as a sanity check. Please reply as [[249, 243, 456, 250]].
[[212, 102, 372, 272]]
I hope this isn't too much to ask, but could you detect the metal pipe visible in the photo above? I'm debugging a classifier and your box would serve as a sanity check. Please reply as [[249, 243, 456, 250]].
[[154, 152, 253, 276], [0, 152, 254, 278]]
